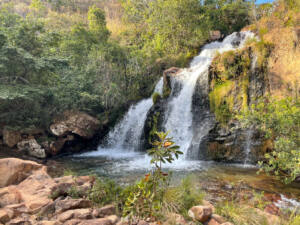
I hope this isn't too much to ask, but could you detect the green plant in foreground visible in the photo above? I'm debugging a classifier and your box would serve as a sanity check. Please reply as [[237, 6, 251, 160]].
[[162, 175, 204, 219], [123, 131, 183, 220]]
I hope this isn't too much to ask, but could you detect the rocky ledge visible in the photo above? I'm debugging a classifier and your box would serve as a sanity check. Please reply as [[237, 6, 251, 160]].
[[0, 111, 101, 159]]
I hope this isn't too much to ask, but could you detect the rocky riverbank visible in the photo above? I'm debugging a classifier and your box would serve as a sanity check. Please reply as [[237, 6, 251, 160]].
[[0, 158, 292, 225], [0, 111, 102, 160]]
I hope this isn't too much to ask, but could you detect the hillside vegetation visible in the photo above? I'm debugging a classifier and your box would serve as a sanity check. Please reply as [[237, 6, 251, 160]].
[[0, 0, 252, 130], [208, 0, 300, 183]]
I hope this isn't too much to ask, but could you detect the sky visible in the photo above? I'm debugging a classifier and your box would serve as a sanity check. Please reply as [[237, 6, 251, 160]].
[[255, 0, 275, 4]]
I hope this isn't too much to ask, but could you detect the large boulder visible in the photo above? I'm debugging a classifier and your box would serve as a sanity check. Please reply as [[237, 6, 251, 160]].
[[0, 158, 99, 224], [50, 111, 100, 139], [0, 158, 43, 188], [17, 139, 46, 159], [188, 205, 213, 223], [163, 67, 181, 98], [3, 128, 22, 148]]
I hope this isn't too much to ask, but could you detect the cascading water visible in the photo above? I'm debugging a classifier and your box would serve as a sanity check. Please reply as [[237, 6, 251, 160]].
[[106, 78, 163, 150], [80, 31, 254, 168], [243, 129, 254, 166], [80, 78, 163, 158], [163, 31, 255, 160]]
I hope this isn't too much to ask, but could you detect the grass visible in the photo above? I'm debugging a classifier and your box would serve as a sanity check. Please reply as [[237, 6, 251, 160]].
[[162, 175, 205, 219], [216, 201, 269, 225]]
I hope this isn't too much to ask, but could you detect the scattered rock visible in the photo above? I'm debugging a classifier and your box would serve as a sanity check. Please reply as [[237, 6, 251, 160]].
[[50, 111, 100, 139], [106, 215, 119, 224], [58, 208, 93, 222], [78, 218, 113, 225], [0, 158, 42, 187], [205, 218, 221, 225], [55, 197, 92, 214], [17, 139, 46, 159], [211, 214, 226, 224], [3, 128, 22, 148], [202, 200, 216, 213], [188, 205, 213, 223], [137, 220, 149, 225], [210, 30, 222, 41], [163, 213, 187, 225], [0, 209, 10, 224], [98, 205, 116, 217]]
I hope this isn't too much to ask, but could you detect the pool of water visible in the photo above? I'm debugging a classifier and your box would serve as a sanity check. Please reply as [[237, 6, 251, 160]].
[[54, 149, 300, 203]]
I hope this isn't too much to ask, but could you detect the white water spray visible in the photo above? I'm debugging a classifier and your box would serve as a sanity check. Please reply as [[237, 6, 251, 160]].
[[163, 32, 255, 159]]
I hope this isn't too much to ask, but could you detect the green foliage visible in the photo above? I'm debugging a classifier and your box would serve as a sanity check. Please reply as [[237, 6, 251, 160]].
[[162, 176, 204, 218], [88, 178, 124, 207], [209, 81, 234, 125], [88, 5, 110, 42], [152, 92, 161, 105], [123, 131, 183, 220], [216, 201, 269, 225], [121, 0, 251, 66], [67, 185, 86, 199], [238, 98, 300, 183]]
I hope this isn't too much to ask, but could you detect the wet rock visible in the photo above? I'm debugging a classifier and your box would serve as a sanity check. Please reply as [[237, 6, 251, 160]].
[[210, 31, 222, 41], [163, 67, 181, 98], [17, 139, 46, 159], [50, 111, 100, 139], [188, 206, 212, 223], [3, 128, 22, 148], [0, 158, 42, 188], [264, 204, 280, 216]]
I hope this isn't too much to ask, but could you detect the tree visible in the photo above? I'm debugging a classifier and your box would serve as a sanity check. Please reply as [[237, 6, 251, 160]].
[[88, 5, 110, 43]]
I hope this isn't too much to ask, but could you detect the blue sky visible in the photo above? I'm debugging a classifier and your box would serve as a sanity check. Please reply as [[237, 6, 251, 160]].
[[256, 0, 275, 4]]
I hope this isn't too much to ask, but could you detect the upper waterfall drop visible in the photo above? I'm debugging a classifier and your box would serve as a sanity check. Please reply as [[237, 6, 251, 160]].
[[163, 31, 255, 159]]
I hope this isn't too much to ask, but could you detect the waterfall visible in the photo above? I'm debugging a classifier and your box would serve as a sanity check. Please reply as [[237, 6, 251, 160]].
[[105, 78, 164, 151], [81, 31, 254, 165], [163, 31, 255, 159], [243, 129, 254, 165]]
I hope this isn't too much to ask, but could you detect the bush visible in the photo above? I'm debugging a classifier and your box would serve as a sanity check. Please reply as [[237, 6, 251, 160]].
[[238, 98, 300, 183]]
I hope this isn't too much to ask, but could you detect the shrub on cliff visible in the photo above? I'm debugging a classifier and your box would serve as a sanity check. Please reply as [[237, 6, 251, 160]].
[[238, 98, 300, 184]]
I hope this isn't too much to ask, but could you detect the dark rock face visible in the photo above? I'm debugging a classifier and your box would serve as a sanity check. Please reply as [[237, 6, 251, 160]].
[[201, 122, 267, 163], [0, 111, 102, 159], [204, 46, 270, 163], [142, 99, 167, 150]]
